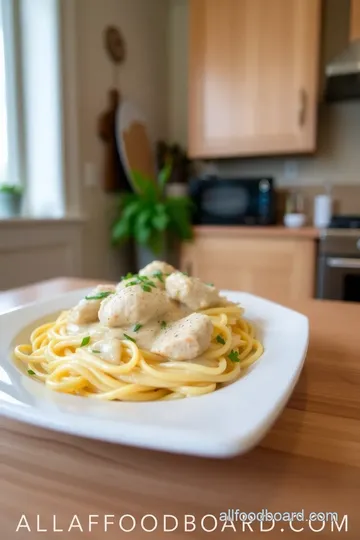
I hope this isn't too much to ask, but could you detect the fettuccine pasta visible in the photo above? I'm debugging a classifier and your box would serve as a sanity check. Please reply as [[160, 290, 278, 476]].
[[14, 261, 263, 401]]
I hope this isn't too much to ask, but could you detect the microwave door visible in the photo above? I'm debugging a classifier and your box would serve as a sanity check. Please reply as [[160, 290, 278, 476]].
[[190, 177, 275, 225], [202, 185, 251, 224]]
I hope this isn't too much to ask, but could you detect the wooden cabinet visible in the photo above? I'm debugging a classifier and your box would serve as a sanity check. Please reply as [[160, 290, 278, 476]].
[[181, 228, 317, 304], [351, 0, 360, 40], [189, 0, 321, 158]]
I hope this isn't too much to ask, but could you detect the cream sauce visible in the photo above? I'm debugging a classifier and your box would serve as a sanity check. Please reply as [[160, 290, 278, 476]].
[[66, 264, 224, 362], [67, 302, 192, 355]]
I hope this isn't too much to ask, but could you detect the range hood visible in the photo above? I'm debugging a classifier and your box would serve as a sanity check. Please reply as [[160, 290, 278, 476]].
[[325, 0, 360, 102]]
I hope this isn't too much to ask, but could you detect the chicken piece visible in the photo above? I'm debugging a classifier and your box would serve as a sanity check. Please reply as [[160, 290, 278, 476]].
[[99, 285, 173, 327], [139, 260, 175, 277], [165, 272, 224, 311], [115, 262, 175, 292], [69, 285, 116, 325], [151, 313, 213, 361], [116, 276, 136, 292], [139, 260, 175, 288]]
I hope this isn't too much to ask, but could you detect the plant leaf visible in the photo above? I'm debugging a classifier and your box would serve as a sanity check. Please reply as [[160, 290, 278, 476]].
[[158, 161, 172, 189], [147, 230, 165, 255], [166, 197, 193, 241], [111, 218, 130, 245], [152, 205, 170, 231], [131, 170, 159, 200], [122, 200, 141, 221], [134, 208, 153, 244], [0, 184, 23, 195], [111, 174, 193, 251]]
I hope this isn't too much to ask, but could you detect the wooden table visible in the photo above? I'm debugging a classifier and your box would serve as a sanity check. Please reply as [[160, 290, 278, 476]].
[[1, 279, 359, 539]]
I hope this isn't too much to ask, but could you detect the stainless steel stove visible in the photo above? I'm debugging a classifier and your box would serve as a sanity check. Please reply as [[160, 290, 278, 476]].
[[317, 216, 360, 302]]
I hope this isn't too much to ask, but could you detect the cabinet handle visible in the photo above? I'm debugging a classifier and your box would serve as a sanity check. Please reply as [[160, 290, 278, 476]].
[[298, 88, 307, 127], [327, 257, 360, 269]]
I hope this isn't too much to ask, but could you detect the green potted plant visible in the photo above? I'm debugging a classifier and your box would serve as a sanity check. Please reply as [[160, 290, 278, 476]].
[[0, 184, 23, 218], [111, 164, 193, 269]]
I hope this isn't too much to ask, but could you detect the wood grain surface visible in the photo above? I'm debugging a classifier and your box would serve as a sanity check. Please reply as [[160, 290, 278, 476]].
[[1, 279, 359, 539], [350, 0, 360, 40], [192, 226, 320, 239], [188, 0, 321, 158], [181, 235, 316, 303]]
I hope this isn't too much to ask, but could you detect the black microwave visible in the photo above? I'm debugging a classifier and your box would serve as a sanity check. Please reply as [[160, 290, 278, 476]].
[[189, 177, 276, 226]]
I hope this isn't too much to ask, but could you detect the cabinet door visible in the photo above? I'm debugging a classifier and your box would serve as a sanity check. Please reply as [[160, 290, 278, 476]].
[[189, 0, 321, 158], [182, 236, 315, 303], [351, 0, 360, 40]]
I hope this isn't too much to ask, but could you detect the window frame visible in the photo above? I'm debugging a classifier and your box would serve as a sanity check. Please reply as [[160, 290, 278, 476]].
[[1, 0, 82, 219], [0, 0, 22, 188]]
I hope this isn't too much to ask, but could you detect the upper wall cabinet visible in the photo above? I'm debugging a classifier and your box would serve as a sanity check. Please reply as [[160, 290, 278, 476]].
[[351, 0, 360, 40], [188, 0, 322, 158]]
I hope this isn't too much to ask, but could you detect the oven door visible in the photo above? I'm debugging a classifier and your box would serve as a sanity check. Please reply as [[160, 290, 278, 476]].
[[317, 256, 360, 302]]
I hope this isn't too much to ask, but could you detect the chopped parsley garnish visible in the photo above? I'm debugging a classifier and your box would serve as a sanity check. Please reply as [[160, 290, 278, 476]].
[[142, 285, 152, 293], [92, 350, 101, 354], [228, 350, 240, 362], [160, 320, 167, 329], [121, 272, 134, 280], [80, 336, 91, 347], [216, 334, 225, 345], [181, 271, 189, 276], [153, 271, 164, 283], [125, 274, 156, 292], [207, 282, 214, 287], [123, 333, 136, 343], [85, 291, 113, 301], [27, 369, 35, 376], [138, 275, 156, 287], [133, 323, 142, 332], [126, 280, 138, 287]]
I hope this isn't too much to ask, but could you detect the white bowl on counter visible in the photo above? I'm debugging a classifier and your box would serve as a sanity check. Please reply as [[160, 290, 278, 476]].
[[283, 213, 306, 228]]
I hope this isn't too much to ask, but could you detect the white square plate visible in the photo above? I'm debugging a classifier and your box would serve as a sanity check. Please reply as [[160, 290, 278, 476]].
[[0, 289, 308, 458]]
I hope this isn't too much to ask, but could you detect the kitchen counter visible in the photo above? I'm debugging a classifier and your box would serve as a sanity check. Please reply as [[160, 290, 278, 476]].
[[1, 278, 360, 538], [194, 225, 320, 239]]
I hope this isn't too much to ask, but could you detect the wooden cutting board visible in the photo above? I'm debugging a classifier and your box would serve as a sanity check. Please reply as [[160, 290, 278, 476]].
[[116, 100, 157, 191]]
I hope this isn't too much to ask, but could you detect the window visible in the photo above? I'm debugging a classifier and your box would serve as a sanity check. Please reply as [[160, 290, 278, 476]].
[[0, 0, 19, 187], [0, 6, 7, 184], [0, 0, 65, 217]]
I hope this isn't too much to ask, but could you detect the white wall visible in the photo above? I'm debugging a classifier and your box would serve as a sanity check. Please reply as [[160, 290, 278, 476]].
[[63, 0, 169, 280], [168, 0, 360, 188], [0, 220, 83, 290], [168, 0, 188, 148]]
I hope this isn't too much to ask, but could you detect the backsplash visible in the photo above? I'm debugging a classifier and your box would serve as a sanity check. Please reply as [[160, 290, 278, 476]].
[[209, 102, 360, 190], [276, 185, 360, 225]]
